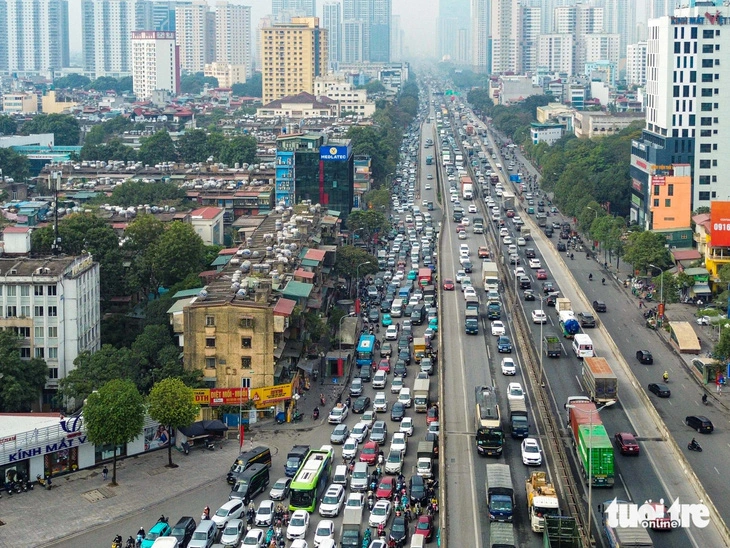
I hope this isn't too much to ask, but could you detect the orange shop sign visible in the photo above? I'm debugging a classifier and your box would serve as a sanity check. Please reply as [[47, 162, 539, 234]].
[[250, 383, 294, 408], [192, 388, 249, 406]]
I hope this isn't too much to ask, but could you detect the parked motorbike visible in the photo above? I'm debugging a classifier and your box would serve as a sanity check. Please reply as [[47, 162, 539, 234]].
[[35, 475, 52, 490], [291, 412, 303, 423], [688, 439, 703, 452], [204, 439, 215, 451]]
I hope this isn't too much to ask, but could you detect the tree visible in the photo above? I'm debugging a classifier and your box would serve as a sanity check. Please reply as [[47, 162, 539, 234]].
[[219, 135, 257, 166], [80, 138, 137, 162], [365, 80, 386, 95], [0, 147, 31, 181], [333, 245, 378, 278], [176, 129, 211, 163], [346, 210, 389, 241], [59, 345, 139, 404], [0, 115, 17, 136], [138, 130, 178, 166], [694, 206, 710, 215], [0, 330, 47, 412], [54, 74, 91, 90], [108, 181, 185, 207], [363, 189, 391, 211], [231, 72, 262, 98], [180, 73, 218, 95], [84, 116, 134, 146], [713, 325, 730, 362], [623, 231, 672, 274], [84, 379, 145, 484], [21, 113, 80, 146], [151, 222, 206, 290], [148, 378, 199, 467]]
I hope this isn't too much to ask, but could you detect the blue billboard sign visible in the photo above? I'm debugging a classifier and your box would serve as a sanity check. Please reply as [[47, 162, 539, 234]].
[[320, 144, 351, 162], [276, 151, 295, 205]]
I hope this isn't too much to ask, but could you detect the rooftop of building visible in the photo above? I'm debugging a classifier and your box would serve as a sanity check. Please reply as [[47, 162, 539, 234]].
[[261, 92, 338, 109], [0, 255, 89, 277]]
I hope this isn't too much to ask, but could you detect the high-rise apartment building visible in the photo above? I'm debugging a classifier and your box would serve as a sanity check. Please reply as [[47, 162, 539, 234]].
[[82, 0, 151, 78], [584, 33, 620, 69], [520, 5, 541, 74], [342, 19, 364, 63], [1, 0, 69, 74], [132, 31, 180, 98], [390, 14, 403, 62], [272, 0, 316, 22], [470, 0, 490, 72], [438, 0, 470, 64], [538, 34, 574, 76], [261, 17, 327, 104], [322, 2, 341, 68], [490, 0, 520, 75], [215, 2, 252, 79], [151, 0, 191, 31], [343, 0, 391, 63], [626, 41, 647, 87], [175, 1, 215, 73]]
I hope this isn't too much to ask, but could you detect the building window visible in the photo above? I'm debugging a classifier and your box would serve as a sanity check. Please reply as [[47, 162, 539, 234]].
[[20, 347, 30, 358], [205, 357, 216, 369], [48, 347, 58, 359], [703, 44, 713, 53], [653, 185, 660, 196], [34, 306, 43, 317], [48, 306, 57, 317], [240, 317, 254, 329], [205, 315, 215, 326], [48, 367, 59, 379], [48, 326, 58, 338], [35, 347, 44, 358], [665, 199, 671, 207], [241, 337, 252, 348], [47, 285, 57, 296], [34, 286, 44, 296], [6, 286, 15, 297], [704, 29, 714, 39], [241, 356, 252, 369], [702, 88, 712, 96], [241, 377, 251, 389], [653, 199, 659, 207], [701, 102, 712, 111], [699, 191, 711, 201], [699, 175, 711, 185], [668, 184, 674, 196], [21, 285, 29, 297], [700, 160, 711, 168], [702, 74, 713, 82], [34, 326, 44, 339], [205, 337, 215, 348], [701, 117, 712, 126], [702, 59, 714, 68], [700, 144, 712, 152], [6, 306, 16, 317]]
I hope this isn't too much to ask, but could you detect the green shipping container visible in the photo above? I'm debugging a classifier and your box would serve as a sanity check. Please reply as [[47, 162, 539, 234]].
[[577, 425, 614, 487]]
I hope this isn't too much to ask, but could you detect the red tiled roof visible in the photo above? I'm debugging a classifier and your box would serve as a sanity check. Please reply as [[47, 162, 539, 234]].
[[3, 226, 30, 234], [304, 248, 326, 261], [294, 268, 315, 279], [191, 207, 223, 220], [273, 297, 296, 316], [219, 248, 240, 255], [672, 249, 701, 261]]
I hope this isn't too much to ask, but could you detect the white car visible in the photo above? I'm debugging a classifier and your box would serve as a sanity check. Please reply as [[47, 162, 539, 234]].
[[385, 325, 398, 340], [313, 520, 335, 547], [390, 432, 408, 456], [532, 310, 547, 324], [351, 422, 370, 443], [458, 230, 468, 240], [517, 237, 526, 246], [456, 270, 467, 283], [459, 249, 469, 260], [461, 279, 473, 292], [346, 492, 365, 510], [507, 382, 525, 401], [450, 193, 458, 202], [503, 236, 513, 245], [491, 321, 506, 336], [463, 287, 477, 300], [501, 358, 516, 375], [269, 477, 292, 500], [529, 258, 542, 269], [521, 438, 543, 466], [373, 392, 388, 412], [461, 217, 470, 226], [241, 528, 265, 548], [499, 227, 509, 237], [399, 417, 414, 436], [327, 404, 348, 424], [368, 500, 392, 527], [319, 485, 346, 517], [385, 451, 403, 474], [286, 510, 310, 540], [342, 437, 358, 460], [290, 541, 309, 548], [361, 410, 376, 427], [390, 377, 404, 394], [255, 500, 275, 526], [514, 266, 526, 277], [468, 204, 477, 213]]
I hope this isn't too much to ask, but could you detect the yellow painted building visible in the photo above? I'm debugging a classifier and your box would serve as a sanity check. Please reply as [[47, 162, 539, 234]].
[[41, 90, 78, 114], [648, 165, 692, 231], [261, 17, 328, 105]]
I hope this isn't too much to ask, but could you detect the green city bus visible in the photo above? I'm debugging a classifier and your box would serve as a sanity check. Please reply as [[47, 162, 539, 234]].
[[289, 446, 334, 512]]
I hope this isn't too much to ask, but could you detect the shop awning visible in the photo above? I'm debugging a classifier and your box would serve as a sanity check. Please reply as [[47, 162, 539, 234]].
[[691, 283, 711, 295]]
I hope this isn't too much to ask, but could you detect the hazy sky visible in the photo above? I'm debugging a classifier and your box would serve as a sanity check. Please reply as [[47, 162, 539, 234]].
[[68, 0, 438, 59]]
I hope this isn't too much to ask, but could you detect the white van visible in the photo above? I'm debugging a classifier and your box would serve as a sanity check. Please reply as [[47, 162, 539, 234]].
[[390, 298, 404, 318], [333, 464, 348, 485], [572, 334, 594, 359]]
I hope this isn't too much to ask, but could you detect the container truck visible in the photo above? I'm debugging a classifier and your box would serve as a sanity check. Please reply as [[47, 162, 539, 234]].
[[542, 516, 581, 548], [601, 500, 654, 547], [519, 226, 531, 240], [490, 523, 516, 548], [543, 336, 562, 358], [568, 401, 614, 487], [508, 398, 529, 438], [416, 441, 435, 478], [525, 472, 560, 533], [582, 357, 618, 404], [339, 506, 363, 548], [556, 298, 571, 313], [465, 309, 479, 334], [559, 311, 580, 339], [461, 176, 474, 200], [413, 378, 430, 412], [475, 386, 503, 457], [486, 464, 514, 522], [482, 262, 499, 292], [502, 191, 515, 212]]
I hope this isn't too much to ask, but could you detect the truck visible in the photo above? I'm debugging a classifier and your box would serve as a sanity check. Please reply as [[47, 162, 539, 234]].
[[475, 386, 503, 457], [413, 377, 431, 412], [461, 176, 474, 200], [284, 444, 310, 477], [568, 401, 615, 487], [487, 300, 502, 320], [465, 309, 479, 334], [543, 516, 581, 548], [558, 311, 580, 339], [543, 335, 562, 358], [536, 213, 547, 227], [525, 472, 560, 533], [486, 464, 514, 522], [556, 298, 571, 313], [490, 173, 499, 185], [519, 226, 531, 240], [482, 261, 499, 292], [413, 337, 427, 364], [416, 440, 435, 478], [601, 501, 654, 547], [339, 506, 363, 548], [502, 191, 515, 212], [490, 523, 516, 548], [582, 357, 618, 404], [508, 398, 528, 438], [473, 216, 485, 234]]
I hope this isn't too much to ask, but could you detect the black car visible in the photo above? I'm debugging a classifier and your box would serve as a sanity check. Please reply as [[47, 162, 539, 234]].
[[560, 231, 571, 240], [390, 402, 406, 422], [390, 516, 409, 546], [394, 360, 407, 377], [462, 261, 473, 273], [404, 305, 414, 317], [525, 248, 536, 259], [397, 337, 410, 351], [398, 349, 411, 366], [593, 300, 607, 313], [578, 312, 596, 328], [352, 396, 371, 413], [557, 242, 567, 252], [636, 350, 653, 364], [519, 276, 531, 289], [544, 227, 553, 237], [546, 292, 560, 307], [542, 282, 555, 294], [381, 300, 392, 313], [648, 383, 670, 398], [524, 289, 536, 301], [685, 415, 714, 433], [171, 516, 197, 547], [409, 475, 427, 504]]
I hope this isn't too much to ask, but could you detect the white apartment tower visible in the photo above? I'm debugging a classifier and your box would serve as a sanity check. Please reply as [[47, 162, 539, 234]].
[[626, 41, 648, 87], [490, 0, 520, 75], [342, 19, 364, 63], [132, 31, 180, 99], [322, 2, 341, 68], [538, 34, 574, 76], [470, 0, 490, 72], [520, 5, 541, 74], [390, 14, 403, 62], [215, 2, 252, 78], [175, 1, 215, 73], [2, 0, 70, 74]]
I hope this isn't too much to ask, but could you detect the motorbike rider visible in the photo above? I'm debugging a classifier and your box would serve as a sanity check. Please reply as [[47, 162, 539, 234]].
[[589, 273, 593, 281], [702, 393, 708, 405], [113, 534, 123, 547], [601, 278, 606, 285], [663, 371, 669, 382], [202, 506, 210, 520], [313, 406, 319, 419], [690, 437, 698, 448]]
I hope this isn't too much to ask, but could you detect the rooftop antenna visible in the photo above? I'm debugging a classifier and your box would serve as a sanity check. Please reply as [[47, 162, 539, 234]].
[[51, 170, 61, 255]]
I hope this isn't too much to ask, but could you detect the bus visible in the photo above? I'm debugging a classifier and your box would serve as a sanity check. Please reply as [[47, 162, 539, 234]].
[[475, 386, 503, 457], [289, 446, 334, 512], [356, 334, 376, 368]]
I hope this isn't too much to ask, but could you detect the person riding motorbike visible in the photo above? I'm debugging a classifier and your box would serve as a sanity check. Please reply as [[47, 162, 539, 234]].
[[601, 278, 606, 285], [113, 534, 123, 548], [663, 371, 669, 382], [589, 273, 593, 281], [702, 393, 708, 405], [690, 437, 698, 449]]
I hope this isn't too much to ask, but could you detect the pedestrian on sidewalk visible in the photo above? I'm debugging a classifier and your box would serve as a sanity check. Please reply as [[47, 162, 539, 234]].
[[639, 301, 644, 309], [102, 466, 108, 481]]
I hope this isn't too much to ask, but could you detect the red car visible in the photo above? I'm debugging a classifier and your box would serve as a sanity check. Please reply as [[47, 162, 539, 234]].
[[414, 515, 434, 540], [442, 279, 455, 291], [426, 405, 439, 425], [378, 359, 391, 373], [614, 432, 640, 456], [455, 225, 465, 233], [478, 246, 490, 259], [359, 441, 380, 465], [536, 269, 547, 280], [375, 476, 396, 499]]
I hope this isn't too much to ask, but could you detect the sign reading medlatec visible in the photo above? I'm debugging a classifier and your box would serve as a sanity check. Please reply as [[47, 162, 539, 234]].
[[710, 201, 730, 247], [320, 144, 351, 162]]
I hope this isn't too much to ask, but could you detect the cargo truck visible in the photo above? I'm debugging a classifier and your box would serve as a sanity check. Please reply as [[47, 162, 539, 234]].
[[475, 386, 503, 457], [339, 506, 363, 548], [559, 311, 580, 339], [413, 338, 427, 364], [502, 191, 515, 212], [490, 522, 516, 548], [568, 401, 614, 487], [473, 217, 485, 234], [487, 300, 502, 320], [543, 336, 562, 358], [582, 357, 618, 404], [465, 309, 479, 334], [542, 516, 581, 548], [508, 398, 529, 438], [482, 262, 500, 292], [413, 378, 430, 412], [519, 226, 531, 240], [601, 500, 654, 547], [556, 298, 571, 313], [536, 213, 547, 227], [486, 464, 514, 522], [416, 441, 435, 478], [525, 472, 560, 533]]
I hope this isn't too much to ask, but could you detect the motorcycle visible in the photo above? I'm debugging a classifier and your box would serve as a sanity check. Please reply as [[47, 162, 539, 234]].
[[36, 475, 52, 490], [125, 537, 135, 548], [112, 535, 123, 548], [688, 439, 702, 452], [291, 412, 303, 423], [313, 408, 320, 420], [204, 439, 215, 451]]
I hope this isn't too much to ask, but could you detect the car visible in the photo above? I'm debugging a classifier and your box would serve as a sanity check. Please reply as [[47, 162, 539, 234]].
[[524, 289, 536, 301], [414, 515, 434, 541], [498, 336, 512, 353], [509, 253, 520, 264], [508, 382, 525, 401], [370, 421, 388, 444], [342, 437, 358, 460], [399, 417, 414, 436], [532, 310, 547, 324], [521, 438, 543, 466], [514, 266, 526, 278], [501, 358, 516, 375], [390, 377, 404, 394], [542, 282, 554, 294], [685, 415, 714, 433], [463, 286, 477, 300], [648, 383, 671, 398], [368, 308, 380, 323], [377, 359, 391, 373], [456, 269, 468, 283], [578, 312, 596, 328], [319, 485, 346, 517], [352, 396, 371, 413], [328, 404, 349, 425], [380, 342, 393, 358], [350, 378, 363, 397], [427, 421, 440, 438], [519, 276, 531, 289], [141, 520, 172, 548], [385, 451, 403, 474], [525, 248, 536, 258], [389, 515, 409, 546], [529, 258, 541, 269], [369, 500, 393, 527], [390, 401, 406, 421], [313, 520, 335, 547], [491, 321, 506, 336], [696, 315, 713, 326], [517, 237, 526, 246], [393, 360, 407, 377], [375, 476, 396, 499], [503, 236, 513, 245], [636, 350, 653, 364], [385, 325, 399, 340], [255, 500, 275, 526], [390, 432, 408, 456], [536, 269, 547, 280], [351, 422, 370, 443], [478, 246, 490, 258], [361, 410, 376, 427], [360, 440, 380, 464], [593, 300, 607, 313], [269, 477, 292, 501], [614, 432, 640, 456], [212, 500, 245, 530], [241, 528, 265, 548], [442, 278, 455, 290], [330, 424, 350, 444], [499, 227, 509, 237], [373, 392, 388, 413], [220, 518, 245, 547], [286, 510, 310, 540], [381, 313, 393, 326]]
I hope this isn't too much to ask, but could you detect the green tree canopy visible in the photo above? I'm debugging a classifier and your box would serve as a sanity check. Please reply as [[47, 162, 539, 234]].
[[87, 76, 132, 94], [84, 379, 145, 484], [364, 80, 386, 95], [21, 113, 81, 146], [0, 148, 31, 181], [363, 188, 391, 211], [0, 330, 47, 412], [84, 116, 134, 146], [138, 130, 178, 166], [108, 180, 185, 207], [180, 73, 219, 95], [0, 115, 17, 135], [346, 210, 389, 241], [231, 72, 262, 97], [623, 231, 672, 273], [80, 137, 138, 163], [150, 222, 206, 290], [219, 134, 257, 166], [59, 345, 140, 404], [333, 245, 378, 278], [54, 74, 91, 90], [148, 378, 199, 467], [176, 129, 211, 163]]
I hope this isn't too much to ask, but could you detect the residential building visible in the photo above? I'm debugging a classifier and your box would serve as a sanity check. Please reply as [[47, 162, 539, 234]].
[[41, 90, 78, 114], [2, 93, 37, 114], [257, 91, 339, 120], [574, 111, 644, 139], [204, 62, 247, 87], [583, 33, 621, 70], [175, 0, 215, 73], [520, 5, 541, 74], [495, 75, 543, 106], [322, 2, 342, 68], [0, 255, 100, 402], [151, 0, 191, 31], [530, 123, 565, 146], [191, 207, 225, 245], [343, 0, 391, 63], [586, 60, 617, 87], [470, 0, 490, 72], [215, 2, 252, 79], [2, 0, 69, 74], [390, 14, 403, 62], [272, 0, 316, 22], [353, 155, 372, 207], [342, 19, 364, 63], [314, 76, 376, 117], [538, 34, 574, 76], [536, 103, 574, 125], [627, 41, 648, 87], [132, 31, 180, 99], [490, 0, 520, 75], [261, 17, 328, 105], [647, 164, 692, 236], [438, 0, 470, 64]]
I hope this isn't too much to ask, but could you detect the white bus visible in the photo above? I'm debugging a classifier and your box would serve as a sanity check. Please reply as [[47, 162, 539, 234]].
[[572, 334, 594, 359]]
